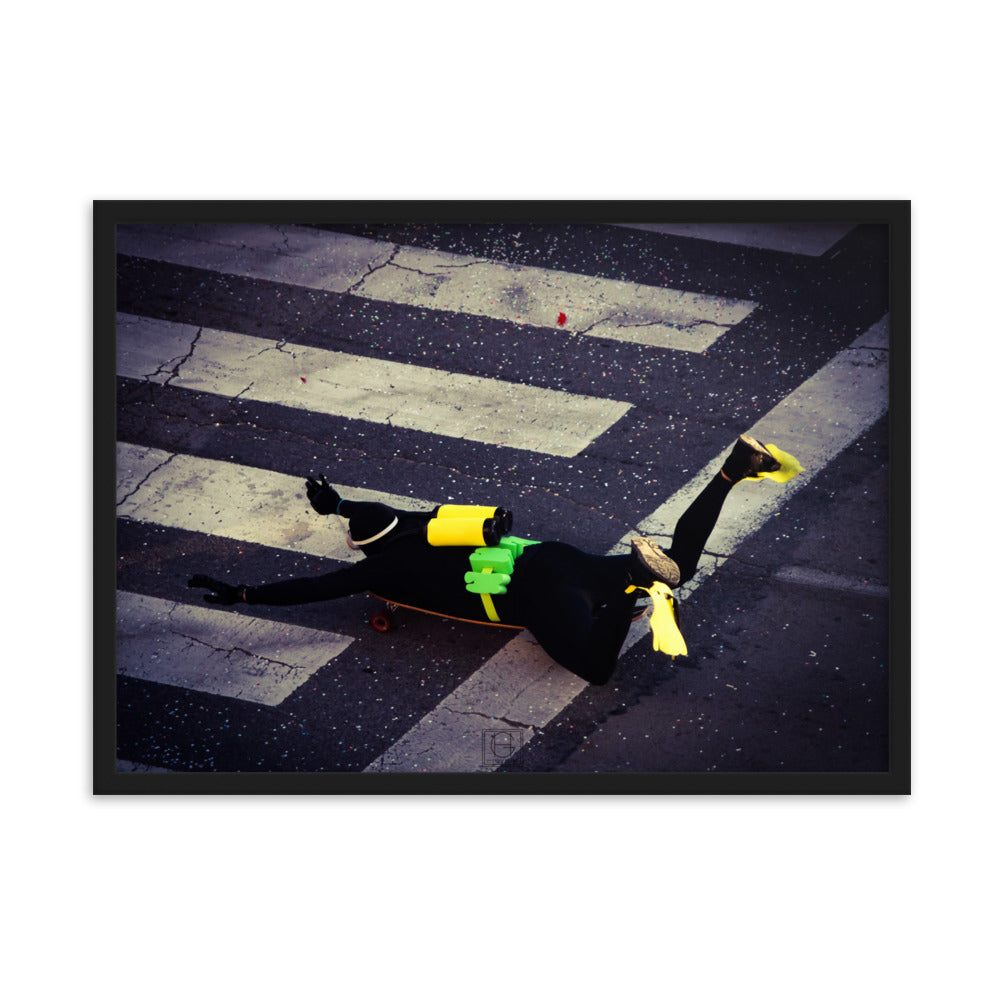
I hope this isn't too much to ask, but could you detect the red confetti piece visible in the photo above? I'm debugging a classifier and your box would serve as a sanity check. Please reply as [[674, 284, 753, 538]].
[[301, 377, 307, 383], [557, 312, 567, 326]]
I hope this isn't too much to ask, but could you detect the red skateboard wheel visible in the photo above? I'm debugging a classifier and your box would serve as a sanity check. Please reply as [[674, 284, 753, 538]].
[[369, 611, 393, 633]]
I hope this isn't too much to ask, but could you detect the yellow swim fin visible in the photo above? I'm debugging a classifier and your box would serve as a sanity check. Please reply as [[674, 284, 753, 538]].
[[752, 443, 804, 483], [626, 581, 687, 658]]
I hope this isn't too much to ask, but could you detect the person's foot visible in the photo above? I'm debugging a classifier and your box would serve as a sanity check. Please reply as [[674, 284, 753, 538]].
[[721, 434, 781, 482], [628, 537, 681, 589]]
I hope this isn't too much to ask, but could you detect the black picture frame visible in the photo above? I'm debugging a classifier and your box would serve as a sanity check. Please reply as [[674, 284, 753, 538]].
[[95, 199, 910, 795]]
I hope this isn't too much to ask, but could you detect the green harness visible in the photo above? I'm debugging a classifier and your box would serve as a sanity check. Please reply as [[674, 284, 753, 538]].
[[463, 536, 539, 622]]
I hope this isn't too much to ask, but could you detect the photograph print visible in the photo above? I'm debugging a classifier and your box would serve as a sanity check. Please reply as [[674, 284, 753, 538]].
[[96, 201, 908, 793]]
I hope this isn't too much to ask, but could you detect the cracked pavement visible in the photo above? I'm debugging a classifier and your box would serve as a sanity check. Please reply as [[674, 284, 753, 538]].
[[117, 591, 353, 707]]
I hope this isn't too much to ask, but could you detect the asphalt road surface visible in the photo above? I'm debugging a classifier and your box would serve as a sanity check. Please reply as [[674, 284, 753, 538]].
[[108, 217, 895, 781]]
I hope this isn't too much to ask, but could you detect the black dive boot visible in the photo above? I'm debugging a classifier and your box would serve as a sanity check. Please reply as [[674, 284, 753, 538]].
[[628, 537, 681, 589], [722, 434, 781, 482]]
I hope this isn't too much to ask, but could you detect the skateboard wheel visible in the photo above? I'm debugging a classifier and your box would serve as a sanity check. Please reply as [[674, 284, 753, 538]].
[[369, 611, 393, 633]]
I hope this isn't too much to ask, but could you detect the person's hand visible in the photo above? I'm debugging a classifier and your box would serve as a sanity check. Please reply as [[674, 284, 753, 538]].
[[305, 474, 341, 515], [187, 575, 244, 605]]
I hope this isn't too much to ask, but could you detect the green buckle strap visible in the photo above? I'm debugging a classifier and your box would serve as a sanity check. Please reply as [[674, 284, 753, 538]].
[[464, 536, 539, 622]]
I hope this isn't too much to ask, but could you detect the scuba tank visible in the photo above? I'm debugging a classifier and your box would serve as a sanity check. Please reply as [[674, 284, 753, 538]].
[[425, 504, 513, 547]]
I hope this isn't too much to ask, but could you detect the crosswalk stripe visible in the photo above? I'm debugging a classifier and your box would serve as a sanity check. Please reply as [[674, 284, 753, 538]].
[[116, 312, 632, 458], [611, 222, 856, 257], [628, 315, 891, 558], [117, 590, 353, 706], [363, 315, 890, 772], [772, 566, 890, 599], [116, 441, 434, 562], [116, 222, 758, 352]]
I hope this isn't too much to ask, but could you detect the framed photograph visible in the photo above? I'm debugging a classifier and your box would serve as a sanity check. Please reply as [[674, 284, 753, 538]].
[[95, 200, 909, 794]]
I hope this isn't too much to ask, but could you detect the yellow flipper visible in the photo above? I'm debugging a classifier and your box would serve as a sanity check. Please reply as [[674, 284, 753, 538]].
[[749, 443, 804, 483], [626, 581, 687, 658]]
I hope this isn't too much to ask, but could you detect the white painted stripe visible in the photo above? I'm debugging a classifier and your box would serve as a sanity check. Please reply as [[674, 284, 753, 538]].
[[611, 223, 856, 257], [366, 631, 577, 772], [116, 222, 391, 292], [364, 315, 890, 772], [627, 315, 890, 557], [116, 441, 434, 563], [116, 312, 631, 457], [117, 591, 353, 706], [360, 243, 755, 352], [773, 566, 889, 599], [116, 223, 757, 351]]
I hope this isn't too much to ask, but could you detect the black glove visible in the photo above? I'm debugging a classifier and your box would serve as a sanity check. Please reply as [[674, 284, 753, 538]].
[[187, 574, 245, 605], [305, 474, 341, 515]]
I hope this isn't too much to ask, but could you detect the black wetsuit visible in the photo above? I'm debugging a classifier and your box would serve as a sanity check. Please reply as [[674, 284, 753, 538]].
[[241, 474, 735, 685]]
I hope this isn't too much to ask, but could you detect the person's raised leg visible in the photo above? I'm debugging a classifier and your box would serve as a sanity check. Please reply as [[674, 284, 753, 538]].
[[667, 434, 782, 583]]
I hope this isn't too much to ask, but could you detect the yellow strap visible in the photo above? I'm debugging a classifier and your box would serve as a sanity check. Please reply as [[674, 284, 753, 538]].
[[479, 567, 501, 622], [480, 593, 501, 622]]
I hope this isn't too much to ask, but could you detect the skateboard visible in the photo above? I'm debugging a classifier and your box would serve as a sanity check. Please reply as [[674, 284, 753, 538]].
[[366, 593, 647, 634]]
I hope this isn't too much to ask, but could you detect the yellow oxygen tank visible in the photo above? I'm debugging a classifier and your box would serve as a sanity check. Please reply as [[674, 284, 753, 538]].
[[435, 505, 501, 520], [427, 517, 504, 547], [425, 504, 512, 546], [434, 504, 513, 534]]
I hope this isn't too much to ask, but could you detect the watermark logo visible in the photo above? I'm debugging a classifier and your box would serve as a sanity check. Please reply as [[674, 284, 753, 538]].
[[482, 729, 523, 767]]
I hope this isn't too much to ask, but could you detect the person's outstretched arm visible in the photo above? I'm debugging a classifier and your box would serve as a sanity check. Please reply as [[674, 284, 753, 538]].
[[187, 558, 381, 607]]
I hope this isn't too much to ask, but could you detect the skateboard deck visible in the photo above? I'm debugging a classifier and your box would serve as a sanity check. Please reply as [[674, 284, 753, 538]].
[[366, 593, 647, 633], [367, 593, 525, 632]]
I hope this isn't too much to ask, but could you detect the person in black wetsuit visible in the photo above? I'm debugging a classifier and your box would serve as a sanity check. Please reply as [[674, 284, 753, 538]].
[[189, 435, 786, 685]]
